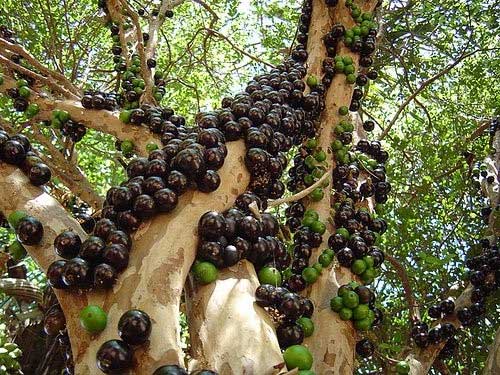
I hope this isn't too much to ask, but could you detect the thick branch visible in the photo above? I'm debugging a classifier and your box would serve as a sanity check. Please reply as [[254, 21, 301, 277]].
[[0, 278, 43, 304], [0, 140, 249, 374], [0, 37, 81, 97], [484, 326, 500, 375], [302, 1, 379, 373], [1, 75, 159, 155]]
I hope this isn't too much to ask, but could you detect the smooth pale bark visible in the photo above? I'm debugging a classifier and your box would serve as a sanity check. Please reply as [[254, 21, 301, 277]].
[[484, 326, 500, 374], [302, 1, 379, 373], [0, 140, 248, 374]]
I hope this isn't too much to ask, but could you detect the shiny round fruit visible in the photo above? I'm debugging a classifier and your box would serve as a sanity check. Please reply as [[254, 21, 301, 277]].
[[258, 266, 282, 286], [96, 340, 133, 374], [355, 338, 374, 358], [80, 305, 107, 333], [43, 305, 66, 336], [54, 231, 82, 259], [283, 345, 313, 371], [17, 216, 43, 245], [192, 261, 218, 284], [296, 317, 314, 337], [118, 309, 152, 345], [153, 365, 188, 375]]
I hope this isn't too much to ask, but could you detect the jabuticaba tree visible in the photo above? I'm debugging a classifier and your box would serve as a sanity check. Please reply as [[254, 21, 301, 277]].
[[0, 1, 498, 375]]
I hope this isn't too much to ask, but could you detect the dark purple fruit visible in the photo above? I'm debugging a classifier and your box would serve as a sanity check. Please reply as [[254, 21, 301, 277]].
[[17, 216, 43, 245], [198, 211, 227, 240], [43, 305, 66, 336], [355, 338, 374, 358], [93, 263, 117, 289], [79, 236, 105, 264], [103, 244, 129, 271], [62, 257, 91, 287], [118, 309, 152, 345], [96, 340, 133, 374], [153, 188, 178, 212], [153, 365, 188, 375], [47, 260, 68, 289], [2, 140, 26, 165], [28, 163, 51, 185], [54, 231, 82, 259], [277, 323, 304, 348]]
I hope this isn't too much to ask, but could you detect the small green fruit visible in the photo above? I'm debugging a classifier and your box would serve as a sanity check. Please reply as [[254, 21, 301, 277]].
[[7, 240, 27, 261], [339, 106, 349, 116], [309, 188, 324, 202], [310, 220, 326, 235], [302, 267, 319, 284], [354, 317, 372, 331], [146, 143, 159, 152], [296, 317, 314, 337], [306, 75, 319, 88], [119, 110, 132, 123], [17, 79, 29, 88], [396, 361, 410, 374], [351, 259, 367, 275], [121, 139, 134, 154], [339, 307, 353, 320], [306, 138, 318, 149], [18, 86, 30, 98], [283, 345, 313, 370], [192, 261, 218, 284], [330, 296, 343, 312], [79, 305, 107, 333], [342, 291, 359, 309], [57, 110, 70, 122], [258, 266, 282, 286], [352, 304, 369, 320], [319, 252, 333, 267]]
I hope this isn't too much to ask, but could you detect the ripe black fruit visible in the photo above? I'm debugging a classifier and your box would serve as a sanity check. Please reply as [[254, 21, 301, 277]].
[[62, 257, 91, 287], [96, 340, 133, 374], [54, 230, 82, 259], [28, 163, 51, 185], [2, 140, 26, 165], [103, 244, 129, 271], [118, 309, 152, 345], [94, 263, 118, 289], [47, 260, 68, 289], [17, 216, 43, 245], [153, 365, 188, 375], [356, 339, 374, 358]]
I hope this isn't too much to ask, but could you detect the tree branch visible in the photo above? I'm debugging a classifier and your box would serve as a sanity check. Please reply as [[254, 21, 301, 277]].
[[1, 75, 159, 155], [378, 48, 498, 140], [484, 326, 500, 375]]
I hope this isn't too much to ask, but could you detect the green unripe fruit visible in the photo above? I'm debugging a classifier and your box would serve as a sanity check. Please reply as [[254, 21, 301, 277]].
[[334, 125, 345, 135], [17, 79, 29, 88], [298, 371, 315, 375], [302, 215, 316, 228], [352, 26, 361, 36], [134, 87, 144, 95], [283, 345, 313, 370], [348, 281, 360, 290], [324, 248, 335, 257], [363, 255, 374, 268], [57, 110, 70, 122], [342, 291, 359, 309], [8, 211, 28, 229], [342, 56, 353, 65], [25, 103, 40, 118], [119, 110, 132, 123], [311, 167, 324, 179], [309, 188, 324, 202], [302, 267, 319, 284], [361, 267, 376, 284], [121, 140, 134, 154], [331, 139, 343, 150], [310, 220, 326, 235], [306, 138, 318, 149], [282, 267, 293, 280], [154, 92, 163, 102], [304, 209, 318, 219], [319, 252, 333, 267], [192, 261, 218, 284], [51, 118, 62, 129], [352, 304, 370, 320], [339, 106, 349, 116], [304, 155, 316, 170], [146, 143, 159, 152], [314, 150, 326, 162], [79, 305, 107, 333], [313, 262, 323, 274], [7, 240, 27, 261], [258, 266, 282, 286], [330, 296, 344, 312], [304, 174, 315, 186], [396, 361, 410, 374], [344, 37, 353, 46], [344, 64, 355, 75], [296, 317, 314, 337], [354, 317, 372, 331], [18, 86, 30, 98], [306, 75, 319, 88], [352, 259, 367, 275], [336, 227, 350, 238], [346, 74, 357, 84], [335, 61, 345, 72], [339, 307, 353, 320], [345, 29, 354, 39]]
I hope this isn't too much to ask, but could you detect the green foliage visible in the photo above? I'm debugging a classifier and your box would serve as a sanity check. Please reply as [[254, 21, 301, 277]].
[[0, 0, 499, 373]]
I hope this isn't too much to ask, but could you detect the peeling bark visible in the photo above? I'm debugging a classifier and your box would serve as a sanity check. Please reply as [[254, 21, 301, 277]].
[[302, 1, 379, 373], [0, 140, 248, 374], [185, 261, 283, 374]]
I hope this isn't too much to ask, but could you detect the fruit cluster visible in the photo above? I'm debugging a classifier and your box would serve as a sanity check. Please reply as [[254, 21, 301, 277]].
[[255, 283, 314, 348], [330, 281, 382, 331], [0, 128, 52, 185], [96, 309, 151, 374], [43, 301, 74, 374], [47, 226, 131, 290], [81, 90, 122, 111], [5, 78, 40, 117]]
